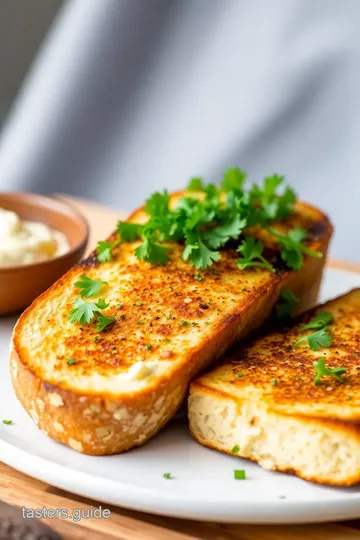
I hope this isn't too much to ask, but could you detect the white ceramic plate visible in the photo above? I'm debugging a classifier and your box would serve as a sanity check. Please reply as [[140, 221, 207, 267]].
[[1, 267, 360, 524]]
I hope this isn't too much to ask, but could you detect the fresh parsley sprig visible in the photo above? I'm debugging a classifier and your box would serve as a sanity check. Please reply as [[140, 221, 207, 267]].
[[294, 328, 332, 351], [221, 167, 247, 193], [187, 177, 204, 191], [95, 169, 321, 273], [135, 236, 171, 265], [313, 358, 346, 386], [268, 227, 322, 271], [96, 240, 119, 262], [294, 310, 334, 351], [96, 312, 116, 332], [275, 288, 299, 320], [69, 297, 106, 325], [69, 297, 114, 332], [300, 311, 334, 330], [74, 275, 108, 298], [117, 221, 144, 241], [237, 237, 274, 272]]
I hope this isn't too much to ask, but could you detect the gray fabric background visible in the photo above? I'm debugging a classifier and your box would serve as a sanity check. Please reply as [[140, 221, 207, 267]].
[[0, 0, 358, 260]]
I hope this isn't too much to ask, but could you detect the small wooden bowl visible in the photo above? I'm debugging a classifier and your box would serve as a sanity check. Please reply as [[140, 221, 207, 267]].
[[0, 193, 89, 315]]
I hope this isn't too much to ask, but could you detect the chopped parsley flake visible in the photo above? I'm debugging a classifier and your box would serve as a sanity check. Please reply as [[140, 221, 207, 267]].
[[2, 419, 12, 425], [234, 469, 246, 480], [163, 472, 172, 479], [66, 358, 76, 365], [231, 445, 240, 454], [272, 379, 278, 386], [145, 344, 153, 350], [180, 320, 189, 326]]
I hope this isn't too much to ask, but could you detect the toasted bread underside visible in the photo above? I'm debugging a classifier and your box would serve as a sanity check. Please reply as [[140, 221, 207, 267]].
[[189, 289, 360, 486], [10, 191, 332, 455]]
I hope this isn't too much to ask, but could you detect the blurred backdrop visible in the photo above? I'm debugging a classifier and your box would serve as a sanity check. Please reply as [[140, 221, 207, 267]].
[[0, 0, 359, 261]]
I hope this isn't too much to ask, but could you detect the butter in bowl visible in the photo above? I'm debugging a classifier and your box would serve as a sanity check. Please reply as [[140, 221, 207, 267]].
[[0, 193, 89, 315]]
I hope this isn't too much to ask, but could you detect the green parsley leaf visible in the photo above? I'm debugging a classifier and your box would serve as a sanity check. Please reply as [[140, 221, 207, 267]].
[[234, 469, 246, 480], [231, 445, 240, 454], [135, 237, 171, 265], [183, 230, 221, 269], [263, 176, 296, 220], [180, 320, 189, 326], [263, 174, 284, 197], [69, 297, 100, 325], [66, 358, 76, 365], [187, 177, 204, 191], [145, 344, 153, 350], [268, 227, 322, 271], [96, 298, 109, 309], [96, 313, 115, 332], [203, 215, 247, 250], [145, 190, 170, 218], [301, 311, 334, 331], [294, 328, 333, 351], [163, 472, 172, 479], [221, 167, 247, 192], [237, 237, 274, 272], [313, 358, 346, 386], [275, 288, 299, 319], [2, 419, 12, 425], [248, 174, 296, 222], [74, 274, 108, 298], [96, 240, 119, 262], [116, 221, 144, 241]]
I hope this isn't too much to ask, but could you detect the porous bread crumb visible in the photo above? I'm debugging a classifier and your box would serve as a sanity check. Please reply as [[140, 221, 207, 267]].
[[48, 393, 64, 407]]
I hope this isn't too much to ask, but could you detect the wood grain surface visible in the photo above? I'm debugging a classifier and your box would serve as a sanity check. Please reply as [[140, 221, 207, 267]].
[[1, 195, 359, 540]]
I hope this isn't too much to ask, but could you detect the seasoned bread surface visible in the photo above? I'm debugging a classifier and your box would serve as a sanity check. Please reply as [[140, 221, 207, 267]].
[[10, 191, 332, 455], [189, 289, 360, 485]]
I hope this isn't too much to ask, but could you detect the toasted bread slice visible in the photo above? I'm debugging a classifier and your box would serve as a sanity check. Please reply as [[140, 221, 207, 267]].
[[189, 289, 360, 486], [10, 192, 332, 455]]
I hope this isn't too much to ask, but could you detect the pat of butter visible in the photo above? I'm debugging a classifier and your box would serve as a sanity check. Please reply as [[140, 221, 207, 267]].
[[127, 362, 153, 381], [0, 208, 69, 266]]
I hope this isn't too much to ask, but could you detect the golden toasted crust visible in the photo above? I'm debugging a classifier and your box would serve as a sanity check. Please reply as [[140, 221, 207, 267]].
[[189, 289, 360, 485], [10, 191, 332, 455]]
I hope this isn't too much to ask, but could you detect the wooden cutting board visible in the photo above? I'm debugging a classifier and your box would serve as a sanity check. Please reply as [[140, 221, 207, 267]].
[[1, 195, 360, 540]]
